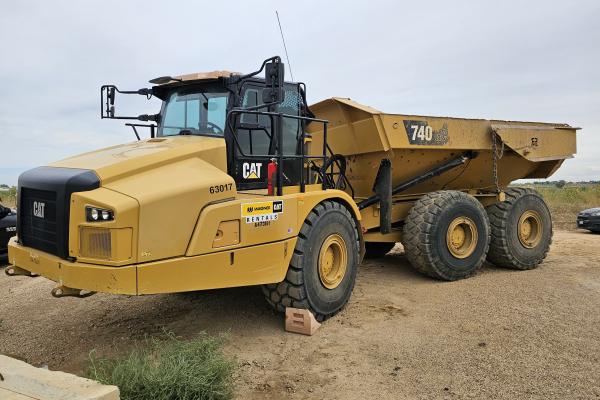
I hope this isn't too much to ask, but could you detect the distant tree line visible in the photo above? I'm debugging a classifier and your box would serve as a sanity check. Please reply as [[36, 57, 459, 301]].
[[515, 180, 600, 188]]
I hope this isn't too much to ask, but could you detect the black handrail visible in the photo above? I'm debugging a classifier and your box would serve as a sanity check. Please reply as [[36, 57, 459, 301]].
[[226, 108, 353, 197]]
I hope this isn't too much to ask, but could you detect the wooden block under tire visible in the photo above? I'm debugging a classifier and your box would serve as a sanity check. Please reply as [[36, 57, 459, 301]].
[[285, 307, 321, 336]]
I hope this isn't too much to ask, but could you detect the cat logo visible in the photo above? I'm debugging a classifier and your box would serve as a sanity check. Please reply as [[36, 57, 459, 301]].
[[242, 162, 262, 179], [33, 201, 45, 219]]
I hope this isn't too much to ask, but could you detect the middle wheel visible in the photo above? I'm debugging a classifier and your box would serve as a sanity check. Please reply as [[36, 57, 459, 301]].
[[403, 190, 490, 281]]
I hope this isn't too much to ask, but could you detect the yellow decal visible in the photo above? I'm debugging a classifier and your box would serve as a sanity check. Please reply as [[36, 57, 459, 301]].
[[241, 200, 283, 224]]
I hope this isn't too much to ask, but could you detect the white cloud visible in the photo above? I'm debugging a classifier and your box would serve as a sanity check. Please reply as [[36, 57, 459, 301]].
[[0, 0, 598, 184]]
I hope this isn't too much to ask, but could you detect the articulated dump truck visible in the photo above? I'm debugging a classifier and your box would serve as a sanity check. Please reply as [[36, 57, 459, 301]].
[[7, 56, 577, 321]]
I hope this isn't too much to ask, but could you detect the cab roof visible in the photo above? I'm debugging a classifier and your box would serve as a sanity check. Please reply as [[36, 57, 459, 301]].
[[151, 70, 241, 85]]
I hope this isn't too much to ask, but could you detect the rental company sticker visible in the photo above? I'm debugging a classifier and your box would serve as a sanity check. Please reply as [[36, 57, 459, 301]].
[[241, 200, 283, 224]]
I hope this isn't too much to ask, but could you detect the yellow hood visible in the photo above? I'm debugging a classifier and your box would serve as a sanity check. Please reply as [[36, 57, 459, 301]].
[[51, 135, 233, 263], [50, 136, 227, 184]]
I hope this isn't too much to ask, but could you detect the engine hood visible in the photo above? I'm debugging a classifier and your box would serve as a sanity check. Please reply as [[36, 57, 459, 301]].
[[51, 135, 233, 263], [50, 136, 227, 184]]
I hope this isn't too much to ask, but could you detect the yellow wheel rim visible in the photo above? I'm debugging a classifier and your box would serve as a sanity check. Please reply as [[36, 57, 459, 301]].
[[318, 234, 348, 289], [518, 210, 542, 249], [446, 217, 478, 259]]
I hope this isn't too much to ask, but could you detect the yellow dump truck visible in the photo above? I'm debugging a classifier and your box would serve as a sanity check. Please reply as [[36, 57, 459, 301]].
[[7, 56, 577, 320]]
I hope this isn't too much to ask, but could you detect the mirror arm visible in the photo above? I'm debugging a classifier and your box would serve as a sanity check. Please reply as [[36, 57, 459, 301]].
[[100, 84, 155, 119], [137, 113, 160, 122], [231, 56, 282, 83]]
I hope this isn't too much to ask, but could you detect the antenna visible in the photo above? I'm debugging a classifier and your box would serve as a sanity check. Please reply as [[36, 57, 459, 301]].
[[275, 11, 294, 82]]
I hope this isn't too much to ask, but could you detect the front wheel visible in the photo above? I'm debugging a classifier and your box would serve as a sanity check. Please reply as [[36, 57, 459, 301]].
[[261, 201, 360, 321]]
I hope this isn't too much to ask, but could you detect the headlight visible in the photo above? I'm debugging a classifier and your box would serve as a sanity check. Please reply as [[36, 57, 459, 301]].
[[86, 206, 114, 222]]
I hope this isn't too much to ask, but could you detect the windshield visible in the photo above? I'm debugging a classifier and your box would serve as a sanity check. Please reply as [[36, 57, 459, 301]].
[[160, 88, 229, 137]]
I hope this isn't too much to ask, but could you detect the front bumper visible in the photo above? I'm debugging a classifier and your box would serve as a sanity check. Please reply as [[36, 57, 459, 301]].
[[577, 215, 600, 231], [7, 237, 137, 294], [7, 236, 295, 295]]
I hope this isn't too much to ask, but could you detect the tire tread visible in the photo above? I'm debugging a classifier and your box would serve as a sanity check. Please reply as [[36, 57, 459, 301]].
[[261, 200, 360, 321], [403, 190, 490, 280], [486, 188, 552, 270]]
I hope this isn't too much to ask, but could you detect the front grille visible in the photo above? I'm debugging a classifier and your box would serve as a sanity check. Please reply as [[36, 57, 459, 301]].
[[17, 166, 100, 259], [20, 188, 58, 255]]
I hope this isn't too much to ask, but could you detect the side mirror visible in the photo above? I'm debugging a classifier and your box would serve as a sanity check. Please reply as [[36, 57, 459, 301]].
[[101, 85, 154, 119], [108, 87, 116, 105], [262, 60, 285, 104]]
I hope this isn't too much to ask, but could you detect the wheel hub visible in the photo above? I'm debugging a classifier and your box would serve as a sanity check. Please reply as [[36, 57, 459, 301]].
[[518, 210, 542, 248], [318, 234, 348, 289], [446, 217, 478, 259]]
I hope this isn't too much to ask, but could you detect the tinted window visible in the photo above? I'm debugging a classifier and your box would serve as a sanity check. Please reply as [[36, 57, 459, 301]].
[[160, 89, 229, 136]]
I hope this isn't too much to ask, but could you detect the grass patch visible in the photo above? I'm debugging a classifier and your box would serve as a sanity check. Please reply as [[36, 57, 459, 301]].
[[516, 183, 600, 230], [88, 332, 235, 400], [0, 187, 16, 208]]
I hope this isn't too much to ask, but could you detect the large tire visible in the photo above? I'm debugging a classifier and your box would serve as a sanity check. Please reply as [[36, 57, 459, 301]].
[[261, 201, 360, 321], [364, 242, 396, 258], [403, 191, 490, 281], [486, 188, 552, 270]]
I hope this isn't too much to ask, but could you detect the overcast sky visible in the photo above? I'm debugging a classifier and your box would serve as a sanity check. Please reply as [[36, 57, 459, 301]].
[[1, 0, 598, 185]]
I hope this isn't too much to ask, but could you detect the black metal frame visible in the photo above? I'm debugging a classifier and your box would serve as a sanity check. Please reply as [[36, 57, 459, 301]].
[[224, 59, 353, 197], [125, 124, 156, 140], [226, 109, 331, 195]]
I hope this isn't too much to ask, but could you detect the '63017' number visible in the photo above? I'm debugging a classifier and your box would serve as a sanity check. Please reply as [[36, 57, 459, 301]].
[[209, 183, 233, 194]]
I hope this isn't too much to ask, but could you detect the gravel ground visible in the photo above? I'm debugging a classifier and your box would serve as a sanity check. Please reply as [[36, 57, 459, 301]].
[[1, 230, 599, 399]]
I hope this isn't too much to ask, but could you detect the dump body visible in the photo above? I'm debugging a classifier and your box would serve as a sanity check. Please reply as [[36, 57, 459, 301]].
[[308, 98, 577, 231]]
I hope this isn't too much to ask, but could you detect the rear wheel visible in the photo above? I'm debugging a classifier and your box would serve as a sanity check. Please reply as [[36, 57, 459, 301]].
[[364, 242, 396, 258], [261, 201, 360, 321], [403, 191, 490, 281], [486, 188, 552, 270]]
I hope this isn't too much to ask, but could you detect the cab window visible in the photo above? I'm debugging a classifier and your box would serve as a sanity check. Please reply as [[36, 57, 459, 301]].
[[160, 89, 229, 136]]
